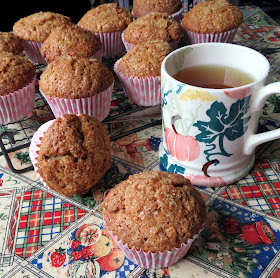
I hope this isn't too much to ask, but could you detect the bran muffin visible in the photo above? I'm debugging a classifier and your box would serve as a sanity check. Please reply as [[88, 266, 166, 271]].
[[182, 0, 243, 44], [0, 32, 23, 55], [39, 54, 114, 121], [132, 0, 183, 21], [36, 114, 111, 197], [40, 25, 103, 63], [103, 171, 206, 268], [13, 11, 74, 64], [0, 52, 36, 123], [79, 4, 132, 57], [114, 40, 171, 106], [122, 12, 182, 51]]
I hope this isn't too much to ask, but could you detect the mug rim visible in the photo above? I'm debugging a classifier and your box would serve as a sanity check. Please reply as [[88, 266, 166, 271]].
[[161, 42, 270, 91]]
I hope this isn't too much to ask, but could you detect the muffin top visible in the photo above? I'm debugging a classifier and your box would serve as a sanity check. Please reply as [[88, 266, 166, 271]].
[[182, 0, 243, 33], [40, 25, 103, 63], [123, 12, 182, 44], [0, 32, 23, 55], [79, 3, 133, 33], [39, 55, 114, 99], [103, 171, 207, 252], [13, 11, 74, 42], [118, 40, 172, 78], [36, 114, 111, 197], [0, 52, 35, 96], [133, 0, 182, 17]]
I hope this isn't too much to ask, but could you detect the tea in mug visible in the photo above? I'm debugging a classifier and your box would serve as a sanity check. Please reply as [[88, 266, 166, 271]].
[[173, 65, 255, 89]]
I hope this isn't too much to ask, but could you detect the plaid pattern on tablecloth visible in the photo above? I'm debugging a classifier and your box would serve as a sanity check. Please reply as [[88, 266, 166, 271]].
[[15, 188, 86, 258]]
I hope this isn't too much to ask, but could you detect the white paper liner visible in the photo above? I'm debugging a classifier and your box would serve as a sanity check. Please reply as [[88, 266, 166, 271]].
[[94, 31, 125, 57], [0, 77, 36, 124], [22, 40, 47, 64], [182, 27, 238, 44], [107, 227, 204, 269], [114, 59, 161, 106], [41, 82, 114, 121], [121, 32, 181, 52], [29, 119, 55, 188]]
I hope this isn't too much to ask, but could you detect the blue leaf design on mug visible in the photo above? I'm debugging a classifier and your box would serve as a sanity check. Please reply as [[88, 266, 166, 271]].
[[194, 95, 251, 161]]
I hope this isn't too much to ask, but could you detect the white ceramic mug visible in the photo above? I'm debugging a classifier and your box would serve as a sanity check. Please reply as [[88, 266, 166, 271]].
[[159, 43, 280, 186]]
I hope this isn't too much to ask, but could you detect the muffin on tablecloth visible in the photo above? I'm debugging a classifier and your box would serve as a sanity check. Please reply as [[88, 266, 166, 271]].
[[13, 11, 74, 64], [33, 114, 111, 197], [122, 12, 182, 52], [103, 171, 206, 269], [39, 54, 114, 121], [181, 0, 243, 44], [0, 32, 23, 55], [79, 3, 132, 57], [0, 52, 36, 124], [40, 25, 103, 63], [114, 40, 171, 106], [132, 0, 183, 22]]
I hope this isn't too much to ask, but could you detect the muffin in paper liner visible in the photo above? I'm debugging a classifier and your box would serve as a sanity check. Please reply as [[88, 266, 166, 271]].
[[107, 227, 204, 269], [29, 119, 55, 188], [182, 27, 238, 44], [121, 32, 181, 52], [132, 7, 183, 22], [94, 31, 125, 58], [114, 59, 161, 106], [0, 77, 35, 124], [40, 82, 114, 121], [22, 41, 47, 64]]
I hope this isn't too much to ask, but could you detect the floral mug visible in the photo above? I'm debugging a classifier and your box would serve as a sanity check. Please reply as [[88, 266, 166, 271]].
[[159, 43, 280, 186]]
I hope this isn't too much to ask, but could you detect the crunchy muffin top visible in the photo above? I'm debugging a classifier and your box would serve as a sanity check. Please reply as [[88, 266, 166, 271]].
[[39, 54, 114, 99], [0, 52, 35, 96], [37, 114, 111, 197], [123, 12, 182, 44], [13, 11, 74, 42], [182, 0, 243, 33], [0, 32, 23, 55], [40, 25, 103, 63], [103, 171, 206, 252], [79, 3, 132, 33], [133, 0, 182, 17], [118, 40, 172, 78]]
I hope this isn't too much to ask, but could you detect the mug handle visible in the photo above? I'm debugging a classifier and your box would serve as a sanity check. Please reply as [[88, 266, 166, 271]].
[[243, 82, 280, 155]]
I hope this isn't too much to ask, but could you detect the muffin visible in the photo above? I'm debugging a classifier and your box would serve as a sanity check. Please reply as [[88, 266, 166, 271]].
[[103, 171, 206, 268], [40, 25, 103, 63], [79, 3, 132, 57], [0, 52, 36, 124], [39, 54, 114, 121], [114, 40, 172, 106], [34, 114, 111, 197], [181, 0, 243, 44], [13, 11, 74, 64], [0, 32, 23, 55], [132, 0, 183, 22], [122, 12, 182, 52]]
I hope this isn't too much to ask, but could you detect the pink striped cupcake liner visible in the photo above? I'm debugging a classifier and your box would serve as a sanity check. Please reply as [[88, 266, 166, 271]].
[[183, 27, 238, 44], [114, 59, 161, 106], [121, 32, 181, 52], [0, 77, 36, 124], [94, 31, 125, 57], [29, 119, 55, 188], [22, 41, 47, 64], [41, 82, 114, 121], [131, 8, 183, 22], [107, 227, 204, 269]]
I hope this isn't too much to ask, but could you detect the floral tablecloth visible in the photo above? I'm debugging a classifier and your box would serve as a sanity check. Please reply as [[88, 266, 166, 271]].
[[0, 5, 280, 278]]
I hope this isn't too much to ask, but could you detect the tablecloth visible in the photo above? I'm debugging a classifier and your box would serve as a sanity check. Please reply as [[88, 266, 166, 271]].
[[0, 5, 280, 278]]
